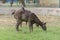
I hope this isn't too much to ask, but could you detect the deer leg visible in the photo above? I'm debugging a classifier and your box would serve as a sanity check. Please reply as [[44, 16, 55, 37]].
[[28, 15, 33, 32], [16, 22, 20, 31], [26, 21, 27, 26], [16, 19, 21, 31], [20, 22, 22, 28], [29, 22, 33, 32]]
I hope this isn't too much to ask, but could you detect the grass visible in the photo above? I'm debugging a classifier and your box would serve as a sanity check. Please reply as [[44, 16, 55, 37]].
[[0, 15, 60, 40], [0, 24, 60, 40]]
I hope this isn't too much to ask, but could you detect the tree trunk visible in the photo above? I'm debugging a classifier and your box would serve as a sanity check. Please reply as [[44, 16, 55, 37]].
[[2, 0, 6, 3], [20, 0, 25, 7], [10, 0, 14, 7]]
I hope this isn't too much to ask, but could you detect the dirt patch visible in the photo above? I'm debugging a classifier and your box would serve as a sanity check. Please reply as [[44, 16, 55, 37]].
[[36, 15, 60, 23]]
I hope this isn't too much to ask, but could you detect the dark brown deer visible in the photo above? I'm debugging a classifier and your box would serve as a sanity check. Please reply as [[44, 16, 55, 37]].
[[11, 8, 39, 28], [11, 8, 46, 32]]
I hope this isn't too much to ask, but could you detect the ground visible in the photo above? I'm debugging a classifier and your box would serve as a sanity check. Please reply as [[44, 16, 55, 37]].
[[0, 14, 60, 40]]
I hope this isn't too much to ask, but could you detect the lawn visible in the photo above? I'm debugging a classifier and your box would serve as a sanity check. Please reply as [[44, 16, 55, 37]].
[[0, 14, 60, 40]]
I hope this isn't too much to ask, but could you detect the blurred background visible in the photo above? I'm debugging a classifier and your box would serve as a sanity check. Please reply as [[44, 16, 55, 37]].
[[0, 0, 59, 7]]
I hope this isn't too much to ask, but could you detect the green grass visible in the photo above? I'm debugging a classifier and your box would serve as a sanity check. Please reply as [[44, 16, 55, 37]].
[[0, 24, 60, 40]]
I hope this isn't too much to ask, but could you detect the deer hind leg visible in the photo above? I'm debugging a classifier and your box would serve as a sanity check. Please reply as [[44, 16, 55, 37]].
[[16, 21, 20, 31], [16, 19, 22, 31]]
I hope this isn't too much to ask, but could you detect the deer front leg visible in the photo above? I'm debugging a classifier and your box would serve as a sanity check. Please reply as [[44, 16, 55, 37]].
[[20, 21, 22, 28], [29, 22, 33, 32]]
